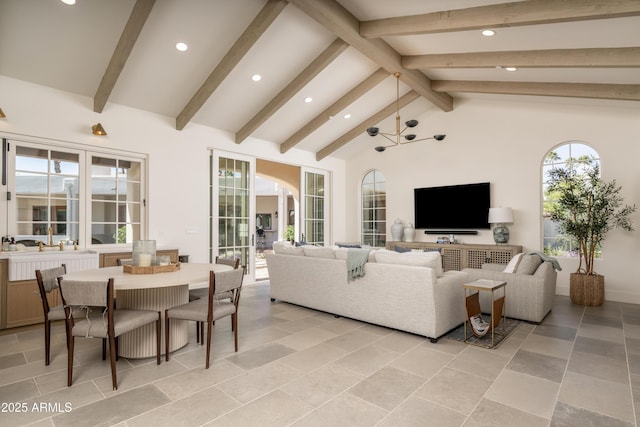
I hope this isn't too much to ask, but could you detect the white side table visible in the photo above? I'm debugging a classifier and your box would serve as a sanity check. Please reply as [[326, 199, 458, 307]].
[[463, 279, 506, 348]]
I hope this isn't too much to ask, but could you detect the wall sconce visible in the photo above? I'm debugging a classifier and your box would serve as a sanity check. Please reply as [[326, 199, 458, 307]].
[[91, 123, 107, 135], [0, 108, 6, 118]]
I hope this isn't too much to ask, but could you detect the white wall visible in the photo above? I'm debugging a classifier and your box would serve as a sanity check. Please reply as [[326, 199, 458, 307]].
[[344, 96, 640, 303], [0, 76, 346, 262]]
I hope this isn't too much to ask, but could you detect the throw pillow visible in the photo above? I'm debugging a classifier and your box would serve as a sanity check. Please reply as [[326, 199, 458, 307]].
[[515, 254, 543, 275], [503, 253, 524, 273], [394, 245, 411, 253], [303, 246, 336, 259], [374, 249, 444, 277], [272, 242, 305, 256], [337, 243, 362, 248]]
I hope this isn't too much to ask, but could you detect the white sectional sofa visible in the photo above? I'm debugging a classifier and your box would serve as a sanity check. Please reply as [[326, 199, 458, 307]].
[[266, 244, 470, 341]]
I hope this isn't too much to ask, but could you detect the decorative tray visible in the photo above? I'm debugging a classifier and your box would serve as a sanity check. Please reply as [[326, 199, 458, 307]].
[[123, 262, 181, 274]]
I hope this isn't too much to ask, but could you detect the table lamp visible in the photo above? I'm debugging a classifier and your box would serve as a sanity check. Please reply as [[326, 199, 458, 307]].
[[488, 207, 513, 244]]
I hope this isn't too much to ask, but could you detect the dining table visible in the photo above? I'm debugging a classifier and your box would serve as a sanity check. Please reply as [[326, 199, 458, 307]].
[[62, 262, 234, 359]]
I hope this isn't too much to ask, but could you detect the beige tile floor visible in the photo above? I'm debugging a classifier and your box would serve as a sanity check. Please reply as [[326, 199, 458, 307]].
[[1, 282, 639, 426]]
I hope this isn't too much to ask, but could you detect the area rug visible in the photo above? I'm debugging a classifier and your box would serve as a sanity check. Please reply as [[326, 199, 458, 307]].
[[445, 316, 521, 349]]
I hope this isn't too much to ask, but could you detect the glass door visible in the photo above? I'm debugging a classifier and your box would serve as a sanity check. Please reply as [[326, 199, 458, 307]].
[[211, 151, 255, 282], [300, 167, 330, 246]]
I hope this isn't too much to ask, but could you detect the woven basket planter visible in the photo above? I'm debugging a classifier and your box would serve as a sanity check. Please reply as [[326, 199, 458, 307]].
[[570, 273, 604, 306]]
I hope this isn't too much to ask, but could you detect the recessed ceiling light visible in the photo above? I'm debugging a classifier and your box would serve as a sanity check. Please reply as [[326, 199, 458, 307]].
[[343, 114, 351, 119], [505, 66, 517, 71], [482, 29, 495, 36], [175, 42, 188, 52], [251, 74, 262, 82], [60, 0, 76, 5], [304, 97, 313, 103]]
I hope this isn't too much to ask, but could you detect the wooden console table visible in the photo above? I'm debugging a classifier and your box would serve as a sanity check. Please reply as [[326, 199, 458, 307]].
[[385, 242, 522, 271]]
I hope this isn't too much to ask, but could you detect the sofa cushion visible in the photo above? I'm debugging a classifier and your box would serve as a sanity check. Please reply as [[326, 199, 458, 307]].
[[272, 242, 305, 256], [394, 245, 411, 253], [374, 249, 444, 276], [303, 246, 336, 259], [515, 254, 542, 275], [503, 253, 524, 273]]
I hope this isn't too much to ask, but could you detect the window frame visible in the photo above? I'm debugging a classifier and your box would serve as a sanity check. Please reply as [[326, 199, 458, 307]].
[[542, 141, 600, 257], [361, 169, 386, 247], [3, 137, 148, 248]]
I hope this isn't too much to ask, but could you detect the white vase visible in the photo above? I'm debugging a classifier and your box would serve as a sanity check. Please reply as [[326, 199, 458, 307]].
[[404, 223, 415, 243], [391, 218, 404, 242]]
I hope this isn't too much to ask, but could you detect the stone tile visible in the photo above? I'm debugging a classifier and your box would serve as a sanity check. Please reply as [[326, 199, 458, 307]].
[[378, 395, 466, 427], [225, 342, 296, 370], [357, 323, 395, 337], [446, 346, 511, 381], [465, 398, 549, 427], [582, 313, 623, 329], [279, 342, 348, 373], [577, 322, 625, 343], [486, 369, 560, 419], [216, 362, 301, 403], [207, 390, 313, 427], [324, 329, 381, 352], [317, 316, 365, 335], [0, 378, 39, 403], [275, 326, 338, 351], [153, 359, 246, 400], [3, 381, 104, 426], [416, 367, 492, 415], [507, 349, 567, 383], [520, 332, 574, 360], [51, 384, 170, 427], [0, 356, 68, 388], [559, 371, 634, 423], [567, 349, 630, 384], [373, 331, 425, 353], [334, 344, 400, 376], [533, 324, 577, 341], [390, 345, 453, 379], [551, 401, 633, 427], [348, 366, 426, 411], [0, 352, 27, 370], [93, 359, 186, 396], [626, 337, 640, 355], [277, 316, 330, 333], [281, 363, 364, 407], [427, 338, 467, 355], [127, 385, 239, 427], [573, 336, 627, 362], [541, 311, 582, 329], [291, 393, 387, 427]]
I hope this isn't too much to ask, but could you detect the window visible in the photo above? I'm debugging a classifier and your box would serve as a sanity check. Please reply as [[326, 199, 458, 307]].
[[303, 171, 325, 245], [542, 142, 600, 256], [361, 170, 386, 246], [6, 139, 146, 246], [90, 156, 142, 244]]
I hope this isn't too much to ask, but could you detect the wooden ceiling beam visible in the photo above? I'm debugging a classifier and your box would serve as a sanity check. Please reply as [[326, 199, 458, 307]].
[[403, 47, 640, 69], [288, 0, 453, 112], [316, 91, 420, 161], [431, 80, 640, 101], [235, 38, 348, 144], [360, 0, 640, 37], [280, 67, 388, 153], [175, 0, 287, 131], [93, 0, 156, 113]]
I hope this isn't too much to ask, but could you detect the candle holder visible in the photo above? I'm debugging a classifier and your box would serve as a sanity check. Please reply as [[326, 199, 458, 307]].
[[132, 240, 156, 267]]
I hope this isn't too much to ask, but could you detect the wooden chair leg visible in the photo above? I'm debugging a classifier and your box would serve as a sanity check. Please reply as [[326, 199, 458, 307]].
[[102, 338, 106, 360], [165, 310, 170, 362], [44, 319, 51, 366], [205, 320, 213, 369], [233, 313, 238, 352], [196, 321, 200, 343], [109, 334, 118, 390], [200, 322, 204, 345], [115, 337, 119, 361], [67, 335, 74, 387], [156, 313, 161, 365]]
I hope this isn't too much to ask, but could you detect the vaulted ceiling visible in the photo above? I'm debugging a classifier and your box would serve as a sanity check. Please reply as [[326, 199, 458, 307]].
[[1, 0, 639, 160]]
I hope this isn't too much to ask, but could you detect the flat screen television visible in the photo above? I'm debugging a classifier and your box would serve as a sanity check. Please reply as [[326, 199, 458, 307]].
[[414, 182, 490, 230]]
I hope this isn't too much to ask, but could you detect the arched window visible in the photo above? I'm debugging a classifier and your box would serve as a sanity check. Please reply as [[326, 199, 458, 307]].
[[542, 142, 600, 256], [361, 170, 386, 246]]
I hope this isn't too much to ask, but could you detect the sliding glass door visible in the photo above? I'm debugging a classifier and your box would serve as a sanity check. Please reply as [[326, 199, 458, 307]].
[[300, 167, 330, 246]]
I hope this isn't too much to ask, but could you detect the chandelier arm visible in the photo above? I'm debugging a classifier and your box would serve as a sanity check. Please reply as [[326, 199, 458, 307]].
[[378, 134, 399, 145], [398, 136, 436, 145]]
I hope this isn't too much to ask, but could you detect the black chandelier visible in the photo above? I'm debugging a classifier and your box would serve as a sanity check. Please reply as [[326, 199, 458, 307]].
[[366, 72, 445, 152]]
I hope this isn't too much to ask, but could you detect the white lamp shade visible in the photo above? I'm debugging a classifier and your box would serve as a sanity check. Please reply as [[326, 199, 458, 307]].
[[488, 207, 513, 224]]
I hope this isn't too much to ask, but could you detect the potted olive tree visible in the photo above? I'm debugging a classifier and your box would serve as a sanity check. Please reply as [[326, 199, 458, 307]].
[[546, 162, 636, 305]]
